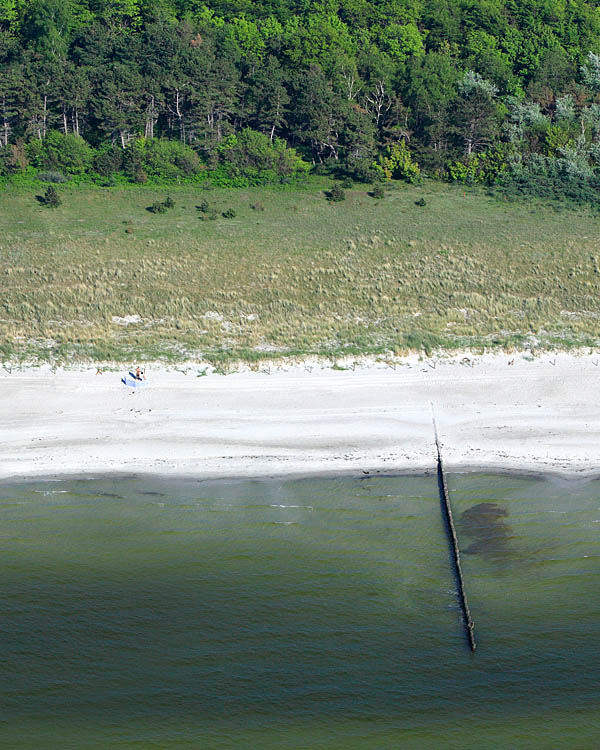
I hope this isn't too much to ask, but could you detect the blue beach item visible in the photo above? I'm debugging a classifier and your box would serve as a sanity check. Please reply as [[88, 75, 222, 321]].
[[121, 372, 149, 387]]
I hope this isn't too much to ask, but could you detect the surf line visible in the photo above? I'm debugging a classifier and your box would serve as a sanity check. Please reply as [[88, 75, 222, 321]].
[[430, 403, 477, 652]]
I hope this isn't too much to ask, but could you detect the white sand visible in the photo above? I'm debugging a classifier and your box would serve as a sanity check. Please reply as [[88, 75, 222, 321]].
[[0, 352, 598, 481]]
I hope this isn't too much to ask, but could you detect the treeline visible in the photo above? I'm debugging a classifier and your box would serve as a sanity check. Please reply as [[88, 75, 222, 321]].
[[3, 1, 600, 195]]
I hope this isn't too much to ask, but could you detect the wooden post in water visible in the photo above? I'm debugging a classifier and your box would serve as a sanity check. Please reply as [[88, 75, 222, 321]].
[[431, 406, 477, 652]]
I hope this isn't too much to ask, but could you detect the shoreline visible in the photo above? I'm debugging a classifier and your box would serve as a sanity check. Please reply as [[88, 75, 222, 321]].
[[1, 466, 598, 489], [1, 463, 597, 487], [1, 351, 599, 483]]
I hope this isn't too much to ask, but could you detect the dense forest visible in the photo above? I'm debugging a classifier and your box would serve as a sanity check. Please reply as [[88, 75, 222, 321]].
[[3, 0, 600, 196]]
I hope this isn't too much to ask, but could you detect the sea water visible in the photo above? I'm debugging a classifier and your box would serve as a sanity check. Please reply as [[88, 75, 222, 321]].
[[0, 473, 598, 749]]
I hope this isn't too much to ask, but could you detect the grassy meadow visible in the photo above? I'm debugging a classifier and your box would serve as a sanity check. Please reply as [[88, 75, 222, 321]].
[[2, 178, 600, 365]]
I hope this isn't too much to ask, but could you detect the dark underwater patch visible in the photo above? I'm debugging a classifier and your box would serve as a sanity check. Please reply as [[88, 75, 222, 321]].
[[460, 502, 512, 559]]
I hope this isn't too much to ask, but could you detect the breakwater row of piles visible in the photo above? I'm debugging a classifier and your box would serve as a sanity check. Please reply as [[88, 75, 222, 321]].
[[431, 408, 477, 652]]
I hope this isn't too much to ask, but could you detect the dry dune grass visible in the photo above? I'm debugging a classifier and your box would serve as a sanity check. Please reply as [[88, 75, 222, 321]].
[[2, 180, 600, 364]]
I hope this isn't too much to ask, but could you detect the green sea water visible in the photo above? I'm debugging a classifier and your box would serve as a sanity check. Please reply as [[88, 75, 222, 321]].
[[0, 473, 598, 749]]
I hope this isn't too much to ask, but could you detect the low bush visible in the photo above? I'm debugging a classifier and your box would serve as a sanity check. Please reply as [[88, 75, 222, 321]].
[[493, 154, 600, 205], [327, 184, 346, 202], [37, 171, 67, 183], [27, 131, 93, 176], [148, 196, 176, 213], [148, 200, 167, 214], [124, 138, 202, 181], [217, 129, 310, 183], [41, 185, 61, 207], [448, 146, 508, 186], [379, 141, 421, 183], [0, 141, 28, 176], [94, 145, 124, 177], [222, 208, 237, 218]]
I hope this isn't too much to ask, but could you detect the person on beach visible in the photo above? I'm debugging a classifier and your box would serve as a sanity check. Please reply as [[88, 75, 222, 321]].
[[135, 366, 145, 380]]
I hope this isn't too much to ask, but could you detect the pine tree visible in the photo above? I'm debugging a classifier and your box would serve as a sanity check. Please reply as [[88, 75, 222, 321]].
[[43, 184, 61, 207]]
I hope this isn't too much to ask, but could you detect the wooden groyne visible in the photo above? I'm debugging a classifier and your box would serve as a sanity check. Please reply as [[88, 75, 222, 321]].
[[431, 408, 477, 652]]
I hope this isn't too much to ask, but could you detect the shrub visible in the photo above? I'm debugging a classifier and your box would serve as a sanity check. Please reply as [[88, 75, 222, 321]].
[[28, 131, 93, 175], [372, 184, 385, 199], [147, 139, 201, 178], [42, 185, 61, 207], [222, 208, 237, 218], [124, 138, 202, 181], [448, 146, 508, 185], [379, 140, 421, 183], [26, 138, 43, 168], [175, 151, 201, 176], [340, 177, 354, 189], [37, 171, 67, 183], [148, 200, 167, 214], [148, 196, 176, 213], [493, 153, 600, 205], [198, 199, 210, 213], [415, 197, 426, 206], [94, 145, 124, 177], [123, 146, 143, 181], [327, 184, 346, 202], [0, 141, 28, 176], [217, 128, 310, 182], [352, 157, 383, 183]]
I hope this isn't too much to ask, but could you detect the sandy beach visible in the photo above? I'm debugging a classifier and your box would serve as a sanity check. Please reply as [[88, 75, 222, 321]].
[[0, 351, 599, 482]]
